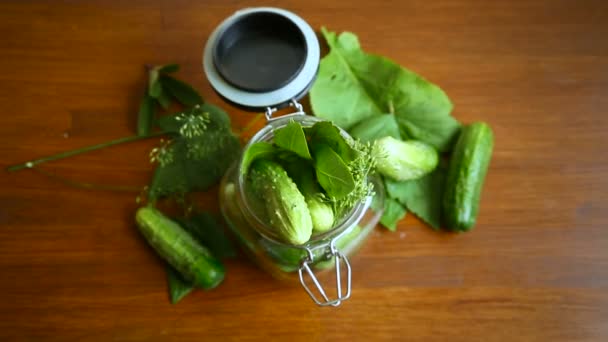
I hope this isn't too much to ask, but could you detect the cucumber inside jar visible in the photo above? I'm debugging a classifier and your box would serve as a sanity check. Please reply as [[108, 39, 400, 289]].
[[242, 119, 375, 247]]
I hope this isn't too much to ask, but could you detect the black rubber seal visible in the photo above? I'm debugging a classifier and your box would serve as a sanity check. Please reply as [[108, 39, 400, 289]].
[[212, 12, 307, 93], [212, 66, 319, 112]]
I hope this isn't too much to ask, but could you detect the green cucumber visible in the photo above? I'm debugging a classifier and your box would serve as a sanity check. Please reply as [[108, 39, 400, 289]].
[[249, 160, 313, 245], [443, 122, 494, 231], [135, 207, 225, 289]]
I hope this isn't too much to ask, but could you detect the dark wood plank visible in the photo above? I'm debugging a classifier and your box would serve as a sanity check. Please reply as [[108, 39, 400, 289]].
[[0, 0, 607, 340]]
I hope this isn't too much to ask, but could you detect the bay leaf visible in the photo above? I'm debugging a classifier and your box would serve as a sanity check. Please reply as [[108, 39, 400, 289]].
[[313, 144, 355, 199]]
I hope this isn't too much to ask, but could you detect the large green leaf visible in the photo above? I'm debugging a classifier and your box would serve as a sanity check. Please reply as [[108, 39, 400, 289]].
[[165, 212, 235, 304], [310, 28, 460, 151], [166, 265, 194, 304], [176, 214, 236, 259], [161, 75, 204, 107], [158, 63, 180, 73], [148, 132, 240, 200], [150, 104, 238, 200], [380, 198, 407, 231], [349, 114, 401, 143], [202, 103, 232, 130], [384, 167, 446, 229], [156, 88, 172, 110]]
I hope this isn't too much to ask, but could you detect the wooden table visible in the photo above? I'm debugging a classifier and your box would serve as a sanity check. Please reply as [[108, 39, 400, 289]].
[[1, 1, 607, 340]]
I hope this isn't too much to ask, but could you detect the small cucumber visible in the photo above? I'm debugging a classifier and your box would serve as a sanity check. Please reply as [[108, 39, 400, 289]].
[[135, 207, 225, 289], [289, 164, 334, 233], [249, 160, 313, 245], [443, 122, 494, 231]]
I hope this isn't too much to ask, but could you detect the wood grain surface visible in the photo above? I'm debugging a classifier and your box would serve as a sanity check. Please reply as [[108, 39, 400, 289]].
[[1, 0, 607, 341]]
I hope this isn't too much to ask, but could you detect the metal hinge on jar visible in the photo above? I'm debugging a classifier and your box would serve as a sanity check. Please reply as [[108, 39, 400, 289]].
[[264, 99, 305, 122]]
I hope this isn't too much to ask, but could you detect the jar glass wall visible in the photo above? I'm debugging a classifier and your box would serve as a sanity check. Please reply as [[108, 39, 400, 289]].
[[219, 114, 384, 283]]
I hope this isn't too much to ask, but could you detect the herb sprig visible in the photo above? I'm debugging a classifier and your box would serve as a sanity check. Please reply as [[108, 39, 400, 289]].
[[7, 64, 241, 304]]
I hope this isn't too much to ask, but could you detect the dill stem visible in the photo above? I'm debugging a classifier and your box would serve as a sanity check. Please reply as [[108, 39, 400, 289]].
[[6, 132, 165, 172]]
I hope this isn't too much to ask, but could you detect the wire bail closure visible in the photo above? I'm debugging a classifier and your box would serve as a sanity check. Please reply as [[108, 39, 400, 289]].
[[265, 99, 305, 122], [298, 238, 352, 307]]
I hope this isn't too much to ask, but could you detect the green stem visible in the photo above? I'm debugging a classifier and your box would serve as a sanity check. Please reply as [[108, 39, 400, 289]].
[[388, 100, 395, 115], [6, 132, 165, 172]]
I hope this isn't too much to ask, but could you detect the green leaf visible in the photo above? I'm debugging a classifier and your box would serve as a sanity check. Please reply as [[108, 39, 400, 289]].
[[148, 154, 187, 200], [275, 149, 304, 166], [157, 88, 172, 110], [164, 212, 236, 304], [161, 75, 204, 107], [149, 69, 162, 98], [306, 121, 356, 162], [166, 264, 194, 304], [273, 120, 311, 159], [185, 134, 240, 188], [309, 31, 378, 129], [379, 198, 407, 231], [148, 132, 241, 200], [281, 157, 313, 184], [395, 114, 460, 153], [156, 115, 180, 134], [313, 144, 355, 199], [240, 142, 276, 176], [349, 114, 401, 143], [310, 28, 461, 151], [384, 167, 446, 229], [158, 64, 180, 73], [137, 93, 156, 136], [202, 103, 231, 130], [179, 213, 236, 259]]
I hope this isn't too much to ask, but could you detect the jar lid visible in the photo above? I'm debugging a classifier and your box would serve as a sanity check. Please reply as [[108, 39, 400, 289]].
[[203, 7, 320, 111]]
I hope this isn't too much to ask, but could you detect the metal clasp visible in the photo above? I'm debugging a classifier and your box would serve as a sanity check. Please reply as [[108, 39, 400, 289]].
[[265, 99, 305, 122], [298, 240, 352, 307]]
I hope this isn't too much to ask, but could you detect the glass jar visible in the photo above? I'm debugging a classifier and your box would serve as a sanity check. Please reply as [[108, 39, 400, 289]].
[[219, 112, 385, 306], [204, 7, 384, 306]]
